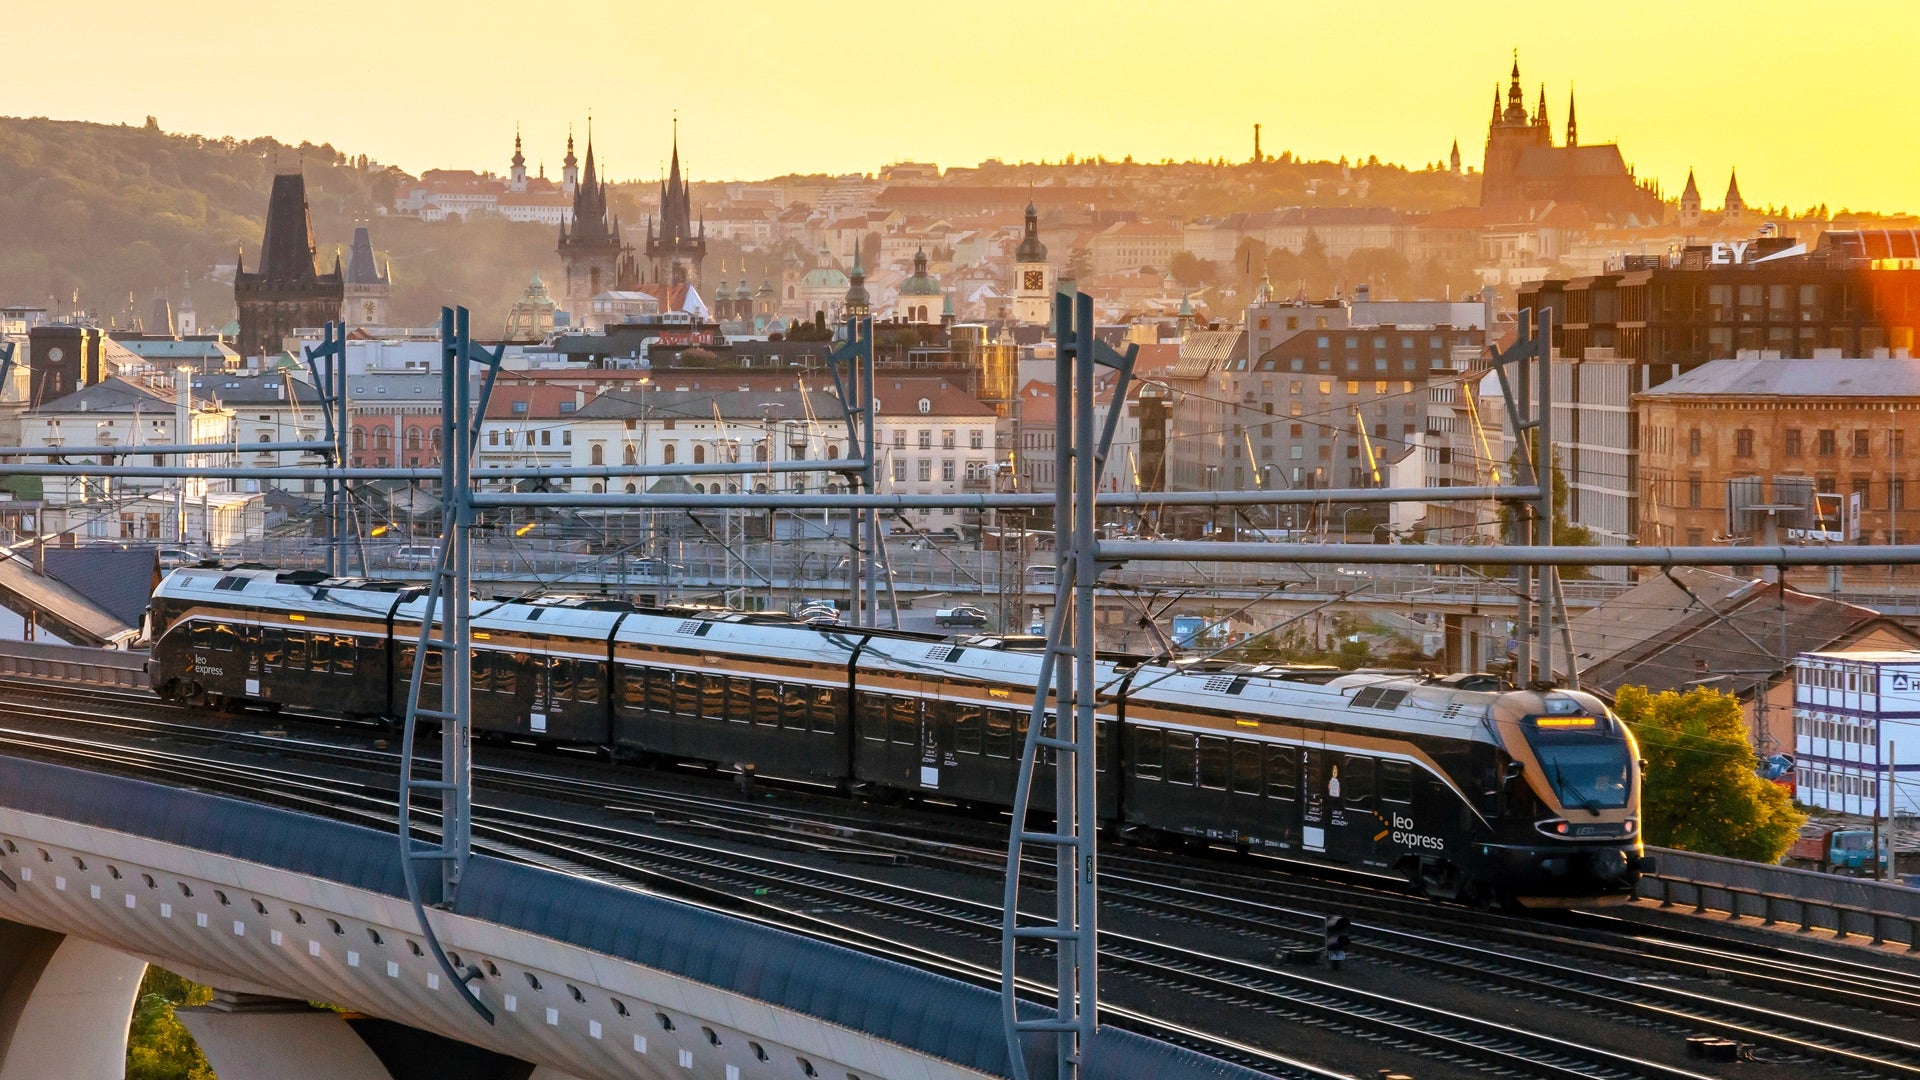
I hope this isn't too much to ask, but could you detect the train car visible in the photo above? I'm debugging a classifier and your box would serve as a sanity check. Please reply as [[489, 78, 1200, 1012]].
[[1118, 665, 1644, 906], [391, 594, 628, 745], [606, 609, 865, 783], [849, 633, 1122, 815], [148, 567, 406, 717]]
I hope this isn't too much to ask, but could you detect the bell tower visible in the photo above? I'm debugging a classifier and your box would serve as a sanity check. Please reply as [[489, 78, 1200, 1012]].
[[1012, 201, 1051, 325]]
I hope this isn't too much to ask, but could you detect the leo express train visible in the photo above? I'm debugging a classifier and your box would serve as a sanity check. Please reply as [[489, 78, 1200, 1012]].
[[147, 567, 1647, 906]]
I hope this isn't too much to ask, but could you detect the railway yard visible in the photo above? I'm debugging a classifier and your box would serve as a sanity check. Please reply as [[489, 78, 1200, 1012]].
[[1, 674, 1916, 1080]]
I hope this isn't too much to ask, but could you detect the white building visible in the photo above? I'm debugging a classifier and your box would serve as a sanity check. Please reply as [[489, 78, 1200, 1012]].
[[1793, 649, 1920, 817], [19, 370, 257, 543]]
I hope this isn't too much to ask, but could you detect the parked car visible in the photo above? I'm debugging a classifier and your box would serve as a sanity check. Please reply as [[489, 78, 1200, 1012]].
[[935, 605, 990, 628], [156, 548, 204, 569], [392, 544, 441, 567]]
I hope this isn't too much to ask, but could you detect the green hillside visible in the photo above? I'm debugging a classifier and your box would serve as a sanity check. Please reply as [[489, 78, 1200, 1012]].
[[0, 115, 560, 329]]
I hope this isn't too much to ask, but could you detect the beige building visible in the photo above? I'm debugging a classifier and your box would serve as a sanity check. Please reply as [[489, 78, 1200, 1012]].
[[1636, 352, 1920, 549]]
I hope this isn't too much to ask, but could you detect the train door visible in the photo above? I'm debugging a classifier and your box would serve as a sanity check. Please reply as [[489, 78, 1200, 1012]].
[[917, 694, 952, 792], [1263, 742, 1301, 850], [1332, 754, 1378, 867], [1301, 747, 1329, 854], [527, 645, 559, 737], [1225, 739, 1266, 844]]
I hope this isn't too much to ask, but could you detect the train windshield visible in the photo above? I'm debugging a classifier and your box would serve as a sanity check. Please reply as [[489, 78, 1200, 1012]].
[[1523, 713, 1631, 811]]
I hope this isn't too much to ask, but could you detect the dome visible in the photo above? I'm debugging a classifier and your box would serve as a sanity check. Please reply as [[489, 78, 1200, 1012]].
[[900, 247, 942, 297]]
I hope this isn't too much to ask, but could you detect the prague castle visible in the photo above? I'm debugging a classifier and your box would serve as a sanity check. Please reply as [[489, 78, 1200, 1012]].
[[1479, 54, 1665, 225]]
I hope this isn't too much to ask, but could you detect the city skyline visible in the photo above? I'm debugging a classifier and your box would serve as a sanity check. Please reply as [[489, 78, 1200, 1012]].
[[8, 1, 1919, 216]]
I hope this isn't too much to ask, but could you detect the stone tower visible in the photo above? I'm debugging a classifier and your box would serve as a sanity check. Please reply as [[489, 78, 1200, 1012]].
[[234, 173, 344, 358]]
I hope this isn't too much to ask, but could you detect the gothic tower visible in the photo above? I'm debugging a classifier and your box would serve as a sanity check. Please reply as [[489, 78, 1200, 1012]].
[[343, 225, 393, 329], [645, 122, 706, 286], [1723, 169, 1746, 225], [1012, 201, 1052, 325], [234, 173, 344, 358], [1679, 168, 1702, 229], [556, 130, 622, 318]]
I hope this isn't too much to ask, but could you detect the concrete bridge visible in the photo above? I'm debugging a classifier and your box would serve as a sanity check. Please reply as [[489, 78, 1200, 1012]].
[[0, 756, 1261, 1080]]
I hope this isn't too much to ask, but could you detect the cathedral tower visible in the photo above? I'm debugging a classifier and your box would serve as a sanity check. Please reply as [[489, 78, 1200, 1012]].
[[645, 122, 706, 286], [556, 130, 622, 318]]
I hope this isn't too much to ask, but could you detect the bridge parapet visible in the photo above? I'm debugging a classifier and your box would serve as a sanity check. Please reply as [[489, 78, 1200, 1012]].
[[0, 756, 1264, 1080]]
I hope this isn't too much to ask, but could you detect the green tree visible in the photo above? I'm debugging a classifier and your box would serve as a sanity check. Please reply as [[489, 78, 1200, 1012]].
[[1611, 685, 1805, 862], [125, 967, 215, 1080]]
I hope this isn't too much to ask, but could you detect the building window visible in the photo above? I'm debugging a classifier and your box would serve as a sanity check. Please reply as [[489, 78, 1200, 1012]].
[[1686, 528, 1704, 546], [662, 443, 675, 464], [918, 430, 932, 450], [942, 430, 955, 450], [969, 430, 984, 450], [1687, 428, 1701, 457], [891, 459, 905, 482], [1688, 474, 1702, 508], [1893, 477, 1906, 511], [917, 459, 932, 482], [1735, 429, 1754, 458], [694, 444, 706, 464], [590, 443, 604, 466], [1854, 429, 1871, 457], [1818, 429, 1837, 456], [1346, 380, 1360, 395], [941, 460, 955, 481], [1784, 429, 1802, 457], [893, 430, 906, 450]]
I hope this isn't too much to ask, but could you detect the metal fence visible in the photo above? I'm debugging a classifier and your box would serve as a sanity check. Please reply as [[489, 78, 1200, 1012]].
[[1639, 845, 1920, 949]]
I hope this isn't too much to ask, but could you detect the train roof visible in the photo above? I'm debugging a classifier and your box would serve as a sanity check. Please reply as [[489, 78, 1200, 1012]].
[[1125, 664, 1509, 744]]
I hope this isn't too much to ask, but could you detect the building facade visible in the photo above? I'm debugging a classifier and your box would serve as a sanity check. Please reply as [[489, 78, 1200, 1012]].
[[1793, 649, 1920, 817], [1635, 353, 1920, 549]]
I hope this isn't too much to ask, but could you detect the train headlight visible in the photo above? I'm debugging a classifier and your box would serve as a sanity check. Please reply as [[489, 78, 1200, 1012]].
[[1623, 818, 1637, 835]]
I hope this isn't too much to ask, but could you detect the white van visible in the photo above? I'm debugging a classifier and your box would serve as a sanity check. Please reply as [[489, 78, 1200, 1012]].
[[393, 544, 440, 567]]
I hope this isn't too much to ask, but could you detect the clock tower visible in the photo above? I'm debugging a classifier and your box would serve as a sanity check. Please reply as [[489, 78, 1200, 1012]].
[[1012, 201, 1051, 325]]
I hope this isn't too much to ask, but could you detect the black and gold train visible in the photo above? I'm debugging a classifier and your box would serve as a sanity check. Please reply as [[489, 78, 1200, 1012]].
[[146, 567, 1648, 907]]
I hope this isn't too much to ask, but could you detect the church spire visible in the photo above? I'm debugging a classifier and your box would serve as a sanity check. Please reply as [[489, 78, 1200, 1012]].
[[1565, 86, 1578, 146], [1534, 83, 1549, 131], [1503, 50, 1527, 124], [511, 124, 525, 169]]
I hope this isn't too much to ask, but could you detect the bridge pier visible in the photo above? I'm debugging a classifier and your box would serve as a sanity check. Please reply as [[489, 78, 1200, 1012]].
[[178, 993, 395, 1080], [0, 919, 145, 1080]]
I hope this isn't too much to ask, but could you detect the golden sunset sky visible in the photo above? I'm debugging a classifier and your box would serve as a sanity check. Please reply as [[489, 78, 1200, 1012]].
[[12, 1, 1917, 214]]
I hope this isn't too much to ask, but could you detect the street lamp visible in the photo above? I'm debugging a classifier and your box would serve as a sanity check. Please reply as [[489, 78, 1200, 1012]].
[[1341, 506, 1366, 541]]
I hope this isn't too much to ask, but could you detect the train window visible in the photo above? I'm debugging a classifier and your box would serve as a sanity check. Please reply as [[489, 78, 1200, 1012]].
[[1164, 732, 1197, 786], [260, 628, 284, 668], [1198, 736, 1229, 790], [1339, 756, 1375, 807], [422, 649, 443, 691], [1230, 742, 1262, 794], [952, 703, 983, 755], [890, 695, 919, 744], [494, 653, 520, 697], [984, 709, 1013, 758], [673, 671, 700, 716], [1096, 720, 1112, 773], [395, 643, 414, 682], [310, 633, 331, 674], [651, 668, 676, 714], [211, 623, 238, 652], [333, 635, 356, 675], [755, 681, 783, 727], [811, 687, 841, 733], [1133, 727, 1162, 779], [777, 682, 805, 728], [1265, 746, 1297, 799], [547, 659, 573, 701], [1380, 760, 1414, 804], [699, 674, 725, 720], [726, 676, 751, 721], [471, 651, 492, 692], [619, 667, 645, 709], [858, 692, 888, 741], [574, 663, 601, 705], [285, 631, 310, 668]]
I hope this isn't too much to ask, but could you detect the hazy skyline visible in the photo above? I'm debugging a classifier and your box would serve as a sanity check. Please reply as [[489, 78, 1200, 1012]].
[[10, 1, 1919, 215]]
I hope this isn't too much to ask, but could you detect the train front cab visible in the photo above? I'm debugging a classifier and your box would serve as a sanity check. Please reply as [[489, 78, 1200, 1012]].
[[1485, 690, 1646, 907]]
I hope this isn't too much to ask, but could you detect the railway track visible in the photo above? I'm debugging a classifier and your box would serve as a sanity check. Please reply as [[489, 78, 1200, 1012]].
[[5, 689, 1918, 1078]]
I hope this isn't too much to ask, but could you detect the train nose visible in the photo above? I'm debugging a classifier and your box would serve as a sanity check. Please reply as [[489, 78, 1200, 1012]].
[[1589, 848, 1629, 881]]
